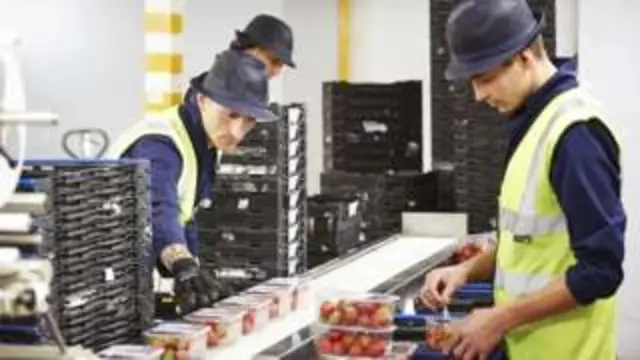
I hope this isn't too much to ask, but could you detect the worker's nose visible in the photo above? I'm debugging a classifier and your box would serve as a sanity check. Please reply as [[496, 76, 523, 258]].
[[267, 64, 283, 79]]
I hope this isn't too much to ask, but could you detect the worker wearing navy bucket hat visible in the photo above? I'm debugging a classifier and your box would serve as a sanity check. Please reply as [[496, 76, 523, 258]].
[[421, 0, 625, 359], [109, 50, 277, 314], [231, 13, 296, 78]]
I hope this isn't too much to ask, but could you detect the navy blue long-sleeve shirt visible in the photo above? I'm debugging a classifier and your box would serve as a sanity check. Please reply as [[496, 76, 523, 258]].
[[506, 60, 626, 305], [122, 83, 216, 261]]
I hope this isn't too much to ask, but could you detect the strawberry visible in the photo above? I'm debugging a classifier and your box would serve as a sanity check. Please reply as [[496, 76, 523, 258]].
[[328, 330, 343, 342], [357, 314, 373, 327], [320, 301, 336, 319], [341, 333, 356, 348], [348, 344, 364, 356], [318, 338, 332, 353], [326, 309, 342, 325], [366, 339, 386, 357], [242, 314, 254, 334], [358, 334, 372, 349], [372, 306, 392, 328], [332, 342, 346, 355], [426, 326, 452, 350], [342, 304, 358, 325]]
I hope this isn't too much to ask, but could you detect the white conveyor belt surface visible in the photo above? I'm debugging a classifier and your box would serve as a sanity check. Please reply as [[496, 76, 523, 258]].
[[208, 235, 456, 360]]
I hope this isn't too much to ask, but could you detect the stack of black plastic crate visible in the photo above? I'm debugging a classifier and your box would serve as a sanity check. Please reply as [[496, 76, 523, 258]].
[[16, 160, 153, 351], [430, 0, 556, 232], [198, 104, 307, 292], [321, 81, 452, 247], [307, 193, 363, 268], [320, 171, 446, 242]]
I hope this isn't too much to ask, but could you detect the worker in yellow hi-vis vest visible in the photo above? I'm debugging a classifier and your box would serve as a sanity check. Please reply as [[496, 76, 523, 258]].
[[420, 0, 626, 359], [108, 50, 278, 314]]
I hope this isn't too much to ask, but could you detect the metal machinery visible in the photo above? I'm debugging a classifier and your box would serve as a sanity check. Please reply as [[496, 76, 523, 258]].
[[0, 30, 98, 359]]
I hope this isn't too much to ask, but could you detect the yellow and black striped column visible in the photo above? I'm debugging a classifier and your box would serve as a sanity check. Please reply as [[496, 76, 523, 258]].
[[144, 0, 184, 114]]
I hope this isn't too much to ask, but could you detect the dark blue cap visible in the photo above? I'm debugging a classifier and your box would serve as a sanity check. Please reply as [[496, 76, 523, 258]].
[[236, 14, 295, 68], [445, 0, 545, 81], [191, 50, 278, 122]]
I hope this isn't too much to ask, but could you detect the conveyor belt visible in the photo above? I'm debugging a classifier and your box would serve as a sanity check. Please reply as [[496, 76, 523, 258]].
[[208, 235, 457, 360]]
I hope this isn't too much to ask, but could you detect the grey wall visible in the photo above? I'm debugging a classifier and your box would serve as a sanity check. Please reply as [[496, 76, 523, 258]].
[[0, 0, 144, 158]]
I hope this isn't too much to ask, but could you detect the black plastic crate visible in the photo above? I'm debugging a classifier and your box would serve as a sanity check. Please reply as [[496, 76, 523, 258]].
[[210, 189, 304, 213], [207, 241, 304, 267], [218, 152, 306, 176], [307, 193, 363, 256], [308, 215, 362, 256], [214, 173, 292, 193], [199, 203, 305, 231], [323, 81, 422, 173], [200, 225, 304, 247], [204, 250, 306, 280]]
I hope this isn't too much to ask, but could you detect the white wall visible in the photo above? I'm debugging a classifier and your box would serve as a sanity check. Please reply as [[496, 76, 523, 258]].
[[578, 0, 640, 355], [282, 0, 338, 195], [555, 0, 578, 57], [184, 0, 284, 102], [0, 0, 144, 158], [350, 0, 431, 171]]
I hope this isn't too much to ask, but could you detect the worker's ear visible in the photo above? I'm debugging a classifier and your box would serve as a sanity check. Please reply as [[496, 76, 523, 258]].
[[518, 48, 537, 66], [196, 93, 207, 109]]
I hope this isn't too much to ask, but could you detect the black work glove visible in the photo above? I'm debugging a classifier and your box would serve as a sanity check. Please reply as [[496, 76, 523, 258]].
[[171, 258, 229, 314]]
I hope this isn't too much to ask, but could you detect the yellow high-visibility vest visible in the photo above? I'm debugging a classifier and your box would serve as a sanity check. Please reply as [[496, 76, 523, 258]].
[[107, 106, 197, 225], [495, 87, 619, 360]]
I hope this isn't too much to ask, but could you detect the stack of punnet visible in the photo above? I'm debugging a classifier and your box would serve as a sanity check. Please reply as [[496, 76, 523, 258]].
[[313, 290, 400, 358], [131, 277, 312, 357]]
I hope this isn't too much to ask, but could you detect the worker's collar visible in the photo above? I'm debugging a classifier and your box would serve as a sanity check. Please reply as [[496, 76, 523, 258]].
[[180, 86, 217, 158]]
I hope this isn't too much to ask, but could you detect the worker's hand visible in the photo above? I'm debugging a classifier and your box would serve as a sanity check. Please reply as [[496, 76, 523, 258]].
[[171, 258, 228, 314], [420, 265, 469, 311], [440, 308, 505, 360]]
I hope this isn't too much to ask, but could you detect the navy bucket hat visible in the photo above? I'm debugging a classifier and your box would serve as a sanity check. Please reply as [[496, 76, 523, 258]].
[[191, 50, 278, 122], [445, 0, 545, 81], [236, 14, 295, 68]]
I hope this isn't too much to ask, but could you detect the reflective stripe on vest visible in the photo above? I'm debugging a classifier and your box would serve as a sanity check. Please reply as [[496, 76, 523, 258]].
[[494, 267, 553, 297], [498, 209, 566, 237], [108, 107, 198, 225]]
